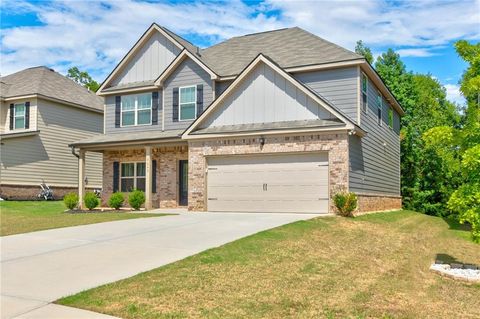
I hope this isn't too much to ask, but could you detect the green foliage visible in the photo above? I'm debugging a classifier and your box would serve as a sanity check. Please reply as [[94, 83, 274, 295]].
[[448, 183, 480, 243], [333, 192, 357, 217], [67, 66, 100, 92], [63, 192, 79, 210], [454, 40, 480, 102], [128, 190, 145, 210], [355, 40, 374, 64], [84, 192, 99, 210], [108, 192, 125, 210]]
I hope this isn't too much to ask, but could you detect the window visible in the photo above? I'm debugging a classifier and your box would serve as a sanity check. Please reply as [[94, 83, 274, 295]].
[[121, 93, 151, 126], [361, 73, 368, 113], [388, 107, 394, 128], [14, 103, 26, 130], [120, 162, 146, 192], [179, 85, 196, 121], [377, 92, 383, 126]]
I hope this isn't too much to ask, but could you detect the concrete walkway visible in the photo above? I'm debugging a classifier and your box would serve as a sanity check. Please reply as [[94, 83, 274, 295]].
[[1, 212, 321, 318]]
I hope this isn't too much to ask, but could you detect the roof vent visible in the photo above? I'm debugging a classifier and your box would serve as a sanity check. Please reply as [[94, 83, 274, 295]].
[[196, 46, 201, 57]]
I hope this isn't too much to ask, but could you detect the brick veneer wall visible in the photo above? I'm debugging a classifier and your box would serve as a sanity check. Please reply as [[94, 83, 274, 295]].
[[187, 133, 349, 212], [102, 145, 187, 208], [356, 193, 402, 215], [0, 184, 96, 200]]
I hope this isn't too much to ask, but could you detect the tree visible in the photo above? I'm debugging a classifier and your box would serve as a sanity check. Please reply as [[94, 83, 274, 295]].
[[67, 67, 100, 92], [355, 40, 374, 64]]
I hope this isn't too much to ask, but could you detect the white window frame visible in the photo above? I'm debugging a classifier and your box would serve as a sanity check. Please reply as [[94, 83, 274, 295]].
[[120, 162, 146, 192], [120, 93, 152, 127], [13, 103, 26, 130], [361, 73, 368, 113], [179, 85, 197, 122], [377, 91, 383, 126]]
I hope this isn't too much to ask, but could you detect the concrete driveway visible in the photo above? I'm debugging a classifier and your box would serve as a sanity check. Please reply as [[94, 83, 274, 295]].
[[1, 212, 321, 318]]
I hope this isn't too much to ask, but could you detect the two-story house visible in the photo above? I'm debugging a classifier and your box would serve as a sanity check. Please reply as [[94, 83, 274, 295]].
[[71, 24, 403, 213], [0, 66, 103, 199]]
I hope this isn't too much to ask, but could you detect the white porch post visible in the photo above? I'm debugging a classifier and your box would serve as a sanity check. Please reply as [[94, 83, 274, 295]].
[[78, 149, 86, 209], [145, 146, 152, 210]]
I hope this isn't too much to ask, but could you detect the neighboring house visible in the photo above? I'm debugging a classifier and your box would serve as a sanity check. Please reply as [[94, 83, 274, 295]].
[[0, 67, 103, 199], [72, 24, 403, 213]]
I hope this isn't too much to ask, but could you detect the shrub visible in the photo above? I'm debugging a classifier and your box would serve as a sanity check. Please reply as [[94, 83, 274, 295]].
[[84, 191, 99, 210], [108, 192, 125, 210], [128, 189, 145, 210], [63, 192, 79, 210], [333, 192, 358, 217]]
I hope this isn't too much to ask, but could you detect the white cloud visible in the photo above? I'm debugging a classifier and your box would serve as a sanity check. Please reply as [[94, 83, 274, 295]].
[[444, 84, 466, 105], [1, 0, 479, 82], [396, 48, 438, 57]]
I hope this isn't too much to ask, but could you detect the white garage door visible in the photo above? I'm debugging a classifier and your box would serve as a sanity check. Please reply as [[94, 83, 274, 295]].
[[207, 153, 329, 213]]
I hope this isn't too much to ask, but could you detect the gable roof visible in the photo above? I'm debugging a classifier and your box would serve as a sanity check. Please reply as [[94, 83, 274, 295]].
[[184, 54, 363, 138], [200, 27, 363, 77], [0, 66, 104, 111]]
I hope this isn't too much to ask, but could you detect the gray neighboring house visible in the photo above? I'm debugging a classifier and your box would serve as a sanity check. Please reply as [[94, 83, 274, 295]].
[[0, 66, 103, 199], [72, 24, 403, 213]]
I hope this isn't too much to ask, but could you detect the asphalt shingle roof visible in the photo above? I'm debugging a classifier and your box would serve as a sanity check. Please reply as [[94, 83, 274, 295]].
[[70, 129, 184, 147], [0, 66, 104, 111]]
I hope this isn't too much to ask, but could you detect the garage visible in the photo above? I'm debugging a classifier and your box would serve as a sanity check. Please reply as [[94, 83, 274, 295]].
[[206, 153, 329, 213]]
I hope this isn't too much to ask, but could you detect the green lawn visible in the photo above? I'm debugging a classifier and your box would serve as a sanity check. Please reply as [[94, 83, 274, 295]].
[[0, 201, 169, 236], [58, 210, 480, 319]]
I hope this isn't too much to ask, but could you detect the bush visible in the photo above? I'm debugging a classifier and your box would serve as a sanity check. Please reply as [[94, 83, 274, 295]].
[[333, 192, 358, 217], [128, 189, 145, 210], [63, 192, 79, 210], [84, 192, 99, 210], [108, 192, 125, 210]]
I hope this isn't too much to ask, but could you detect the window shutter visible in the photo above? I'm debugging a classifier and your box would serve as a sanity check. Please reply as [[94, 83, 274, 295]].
[[9, 104, 14, 130], [196, 84, 203, 118], [172, 87, 179, 122], [115, 96, 121, 128], [152, 160, 157, 193], [152, 92, 159, 125], [25, 102, 30, 129], [113, 162, 120, 192]]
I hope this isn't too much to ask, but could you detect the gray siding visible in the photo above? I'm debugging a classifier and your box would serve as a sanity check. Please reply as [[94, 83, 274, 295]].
[[1, 98, 102, 187], [349, 75, 401, 196], [201, 62, 335, 128], [104, 91, 162, 134], [294, 67, 359, 123], [164, 58, 213, 130], [215, 80, 233, 97], [111, 31, 181, 86]]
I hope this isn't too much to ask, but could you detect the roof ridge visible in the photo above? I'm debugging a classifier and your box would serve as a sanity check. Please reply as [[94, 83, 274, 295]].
[[236, 27, 292, 38], [159, 25, 197, 48]]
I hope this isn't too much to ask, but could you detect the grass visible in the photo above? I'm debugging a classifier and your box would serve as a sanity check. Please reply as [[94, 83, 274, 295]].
[[0, 201, 169, 236], [57, 210, 480, 319]]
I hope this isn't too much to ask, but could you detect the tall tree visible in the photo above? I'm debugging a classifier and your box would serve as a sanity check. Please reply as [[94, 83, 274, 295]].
[[67, 67, 100, 92], [355, 40, 374, 64]]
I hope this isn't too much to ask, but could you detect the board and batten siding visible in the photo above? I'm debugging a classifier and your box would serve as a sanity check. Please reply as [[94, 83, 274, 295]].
[[201, 62, 335, 128], [104, 90, 162, 134], [348, 72, 401, 196], [1, 98, 103, 187], [111, 31, 181, 86], [294, 67, 359, 124], [1, 98, 39, 133], [164, 58, 213, 130]]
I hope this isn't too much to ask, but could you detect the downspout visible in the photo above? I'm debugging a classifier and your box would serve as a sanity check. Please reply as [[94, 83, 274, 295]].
[[71, 146, 80, 158]]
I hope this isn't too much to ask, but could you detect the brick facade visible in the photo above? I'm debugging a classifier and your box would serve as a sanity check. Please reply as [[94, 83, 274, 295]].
[[102, 145, 187, 208], [187, 133, 349, 212], [356, 193, 402, 214], [0, 184, 95, 200]]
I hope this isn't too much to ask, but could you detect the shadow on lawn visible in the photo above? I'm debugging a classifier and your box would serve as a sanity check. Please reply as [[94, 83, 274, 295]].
[[442, 217, 471, 232]]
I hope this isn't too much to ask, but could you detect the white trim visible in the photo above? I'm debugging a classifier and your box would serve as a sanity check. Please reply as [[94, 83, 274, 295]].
[[183, 54, 356, 137], [13, 103, 26, 130], [97, 23, 185, 94], [154, 50, 217, 86], [120, 161, 146, 192], [162, 88, 165, 131], [356, 66, 361, 125], [97, 85, 158, 96], [120, 93, 152, 127], [178, 85, 197, 122]]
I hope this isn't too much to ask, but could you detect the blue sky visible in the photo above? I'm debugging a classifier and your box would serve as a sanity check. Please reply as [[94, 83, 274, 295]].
[[1, 0, 479, 105]]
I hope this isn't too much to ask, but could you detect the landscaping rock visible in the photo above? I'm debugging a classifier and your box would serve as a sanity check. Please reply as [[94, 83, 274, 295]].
[[430, 263, 480, 283]]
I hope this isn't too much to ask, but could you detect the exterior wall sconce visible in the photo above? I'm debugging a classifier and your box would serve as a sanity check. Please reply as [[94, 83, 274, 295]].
[[259, 137, 266, 148]]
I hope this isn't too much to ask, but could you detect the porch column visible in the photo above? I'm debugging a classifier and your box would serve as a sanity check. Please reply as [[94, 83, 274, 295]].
[[145, 146, 152, 210], [78, 149, 86, 209]]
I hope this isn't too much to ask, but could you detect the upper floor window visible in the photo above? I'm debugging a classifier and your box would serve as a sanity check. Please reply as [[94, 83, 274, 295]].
[[121, 93, 151, 127], [388, 107, 394, 128], [14, 103, 26, 130], [179, 85, 196, 121], [377, 92, 383, 126], [121, 162, 146, 192], [361, 73, 368, 113]]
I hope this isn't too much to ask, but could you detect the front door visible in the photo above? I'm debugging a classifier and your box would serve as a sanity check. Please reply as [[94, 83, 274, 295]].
[[179, 160, 188, 206]]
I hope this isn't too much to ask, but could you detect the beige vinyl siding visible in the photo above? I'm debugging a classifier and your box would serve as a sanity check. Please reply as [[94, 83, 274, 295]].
[[1, 98, 38, 133], [1, 98, 103, 187]]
